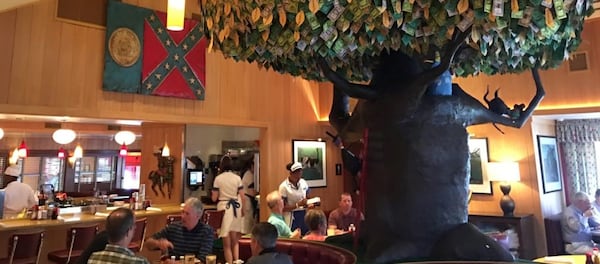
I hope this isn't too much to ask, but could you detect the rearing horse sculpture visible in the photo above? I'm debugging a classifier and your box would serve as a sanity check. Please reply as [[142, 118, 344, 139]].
[[148, 152, 175, 199]]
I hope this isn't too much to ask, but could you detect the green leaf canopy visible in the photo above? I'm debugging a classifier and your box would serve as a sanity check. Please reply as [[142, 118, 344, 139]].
[[198, 0, 594, 81]]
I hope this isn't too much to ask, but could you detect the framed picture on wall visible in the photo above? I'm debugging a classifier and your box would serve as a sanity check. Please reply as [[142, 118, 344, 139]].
[[469, 137, 492, 194], [292, 140, 327, 188], [537, 135, 562, 193]]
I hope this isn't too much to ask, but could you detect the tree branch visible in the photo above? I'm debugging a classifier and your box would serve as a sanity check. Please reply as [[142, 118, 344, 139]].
[[318, 59, 380, 100]]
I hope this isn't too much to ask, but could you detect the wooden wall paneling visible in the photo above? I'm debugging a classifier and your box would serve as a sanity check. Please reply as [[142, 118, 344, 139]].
[[140, 123, 184, 205], [0, 10, 17, 103]]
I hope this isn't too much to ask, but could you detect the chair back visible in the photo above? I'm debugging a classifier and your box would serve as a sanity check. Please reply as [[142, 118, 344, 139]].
[[544, 213, 566, 256], [166, 214, 182, 225], [8, 230, 44, 264], [202, 210, 225, 230], [128, 218, 147, 252], [67, 224, 99, 262]]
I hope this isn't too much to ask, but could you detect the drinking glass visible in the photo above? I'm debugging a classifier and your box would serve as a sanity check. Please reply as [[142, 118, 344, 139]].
[[205, 254, 217, 264]]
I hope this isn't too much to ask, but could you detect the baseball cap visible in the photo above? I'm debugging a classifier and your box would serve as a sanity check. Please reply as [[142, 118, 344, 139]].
[[290, 162, 303, 172]]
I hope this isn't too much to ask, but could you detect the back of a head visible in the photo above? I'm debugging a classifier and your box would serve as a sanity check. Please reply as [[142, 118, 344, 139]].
[[304, 209, 326, 231], [595, 189, 600, 199], [252, 222, 278, 249], [106, 208, 134, 243], [266, 191, 281, 209], [220, 155, 233, 171]]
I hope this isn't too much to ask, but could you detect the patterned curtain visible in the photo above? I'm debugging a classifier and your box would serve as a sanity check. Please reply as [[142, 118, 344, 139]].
[[556, 119, 600, 201]]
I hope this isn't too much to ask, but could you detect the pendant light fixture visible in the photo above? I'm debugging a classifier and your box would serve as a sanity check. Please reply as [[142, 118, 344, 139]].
[[166, 0, 186, 31], [0, 128, 4, 140], [57, 147, 66, 159], [119, 143, 128, 157], [114, 130, 136, 145], [18, 140, 28, 158], [52, 129, 77, 145]]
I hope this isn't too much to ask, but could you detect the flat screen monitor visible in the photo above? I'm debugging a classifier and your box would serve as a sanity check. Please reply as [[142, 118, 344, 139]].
[[188, 170, 204, 186]]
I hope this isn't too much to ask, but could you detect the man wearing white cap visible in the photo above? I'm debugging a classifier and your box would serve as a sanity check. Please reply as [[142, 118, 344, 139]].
[[2, 165, 37, 219], [278, 162, 312, 227]]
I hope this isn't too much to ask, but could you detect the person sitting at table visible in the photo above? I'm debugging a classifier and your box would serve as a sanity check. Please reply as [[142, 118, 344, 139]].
[[88, 208, 150, 264], [302, 209, 327, 241], [247, 222, 292, 264], [561, 191, 599, 254], [145, 197, 214, 260], [266, 191, 301, 239], [328, 192, 364, 232], [591, 189, 600, 226]]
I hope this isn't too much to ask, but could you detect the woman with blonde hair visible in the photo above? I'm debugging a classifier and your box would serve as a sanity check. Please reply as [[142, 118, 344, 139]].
[[302, 209, 327, 241]]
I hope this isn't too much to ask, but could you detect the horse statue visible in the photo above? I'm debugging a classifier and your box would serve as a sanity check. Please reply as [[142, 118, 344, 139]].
[[148, 152, 175, 199]]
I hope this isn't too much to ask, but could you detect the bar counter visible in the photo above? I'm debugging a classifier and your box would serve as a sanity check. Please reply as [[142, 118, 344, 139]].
[[0, 203, 216, 263]]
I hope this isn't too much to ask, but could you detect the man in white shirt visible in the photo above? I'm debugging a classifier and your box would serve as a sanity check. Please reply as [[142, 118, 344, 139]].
[[2, 165, 37, 219]]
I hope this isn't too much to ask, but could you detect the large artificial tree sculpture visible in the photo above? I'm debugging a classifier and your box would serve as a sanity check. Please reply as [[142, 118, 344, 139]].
[[198, 0, 593, 262]]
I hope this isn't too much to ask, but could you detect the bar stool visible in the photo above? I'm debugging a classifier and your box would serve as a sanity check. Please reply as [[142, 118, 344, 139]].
[[47, 224, 99, 264], [0, 230, 44, 264], [166, 214, 182, 225], [127, 217, 147, 252]]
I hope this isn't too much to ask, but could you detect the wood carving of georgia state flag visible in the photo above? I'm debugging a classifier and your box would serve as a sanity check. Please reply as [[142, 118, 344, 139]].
[[103, 0, 207, 100]]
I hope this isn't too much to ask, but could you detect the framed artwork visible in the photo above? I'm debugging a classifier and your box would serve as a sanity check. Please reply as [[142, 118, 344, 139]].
[[469, 137, 492, 194], [537, 135, 562, 193], [292, 140, 327, 188]]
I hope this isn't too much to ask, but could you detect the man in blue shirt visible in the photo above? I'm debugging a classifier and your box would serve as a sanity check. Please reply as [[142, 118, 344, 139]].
[[561, 191, 599, 254], [266, 191, 300, 238]]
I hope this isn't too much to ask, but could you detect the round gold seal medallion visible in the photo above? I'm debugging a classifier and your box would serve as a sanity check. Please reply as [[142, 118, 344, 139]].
[[108, 27, 141, 67]]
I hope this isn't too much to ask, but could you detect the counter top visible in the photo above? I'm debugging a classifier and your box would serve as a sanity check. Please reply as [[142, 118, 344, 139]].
[[0, 204, 184, 231]]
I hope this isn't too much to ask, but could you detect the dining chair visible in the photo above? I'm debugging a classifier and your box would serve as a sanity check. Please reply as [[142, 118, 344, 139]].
[[0, 230, 44, 264], [48, 224, 99, 264], [127, 217, 147, 252]]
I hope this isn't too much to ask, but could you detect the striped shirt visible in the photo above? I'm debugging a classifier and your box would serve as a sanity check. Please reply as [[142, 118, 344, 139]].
[[151, 221, 214, 260], [87, 244, 149, 264]]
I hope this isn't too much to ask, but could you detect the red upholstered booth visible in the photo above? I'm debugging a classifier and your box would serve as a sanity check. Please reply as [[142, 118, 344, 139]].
[[238, 237, 356, 264]]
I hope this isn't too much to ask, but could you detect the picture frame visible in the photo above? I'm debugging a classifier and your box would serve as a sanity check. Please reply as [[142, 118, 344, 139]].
[[468, 137, 493, 194], [537, 135, 562, 193], [292, 139, 327, 188]]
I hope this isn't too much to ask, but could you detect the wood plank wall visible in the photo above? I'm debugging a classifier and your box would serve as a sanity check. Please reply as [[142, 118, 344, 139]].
[[0, 0, 345, 221]]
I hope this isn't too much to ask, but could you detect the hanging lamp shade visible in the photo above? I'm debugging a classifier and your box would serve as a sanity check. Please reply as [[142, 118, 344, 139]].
[[18, 140, 28, 158], [114, 131, 136, 145], [162, 142, 170, 157], [119, 143, 128, 157], [58, 147, 66, 159], [52, 129, 77, 145], [166, 0, 185, 31], [73, 144, 83, 159], [0, 128, 4, 140]]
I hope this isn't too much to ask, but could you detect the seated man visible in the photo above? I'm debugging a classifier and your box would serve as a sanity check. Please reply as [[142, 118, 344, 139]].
[[88, 208, 150, 264], [76, 230, 108, 264], [328, 192, 364, 232], [247, 222, 292, 264], [266, 191, 300, 239], [561, 191, 599, 254], [146, 197, 214, 260]]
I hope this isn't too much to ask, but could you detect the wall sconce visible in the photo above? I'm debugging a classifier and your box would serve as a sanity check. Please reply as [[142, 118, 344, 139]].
[[73, 144, 83, 159], [162, 142, 170, 157], [487, 161, 521, 216], [18, 140, 28, 158], [52, 129, 76, 145], [166, 0, 185, 31], [9, 148, 19, 165]]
